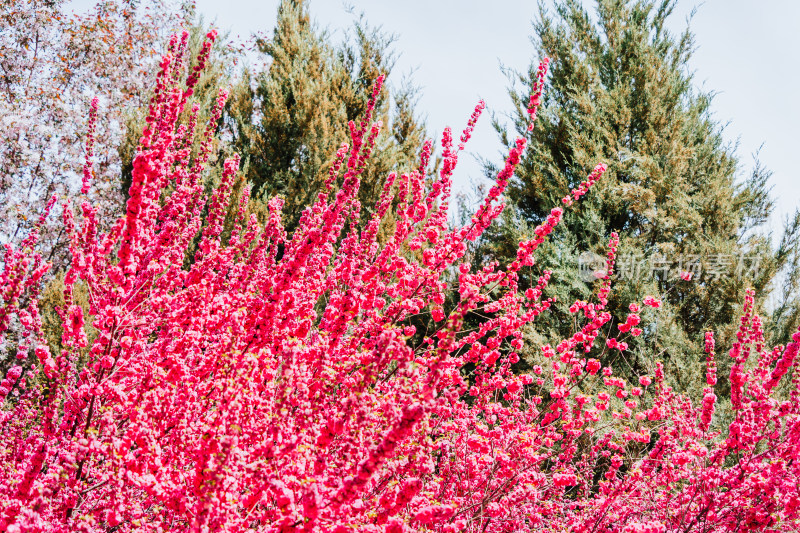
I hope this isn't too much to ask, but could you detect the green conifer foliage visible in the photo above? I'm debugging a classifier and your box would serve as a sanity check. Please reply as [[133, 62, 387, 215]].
[[227, 0, 427, 235], [120, 16, 239, 202], [482, 0, 800, 396]]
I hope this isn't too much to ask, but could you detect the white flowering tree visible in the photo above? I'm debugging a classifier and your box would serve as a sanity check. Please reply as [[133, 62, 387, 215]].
[[0, 0, 186, 267]]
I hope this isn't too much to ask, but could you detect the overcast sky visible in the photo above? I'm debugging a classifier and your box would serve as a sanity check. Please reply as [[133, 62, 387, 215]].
[[70, 0, 800, 234]]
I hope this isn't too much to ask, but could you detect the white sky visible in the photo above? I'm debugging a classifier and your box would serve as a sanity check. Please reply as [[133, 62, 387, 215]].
[[199, 0, 800, 235], [70, 0, 800, 234]]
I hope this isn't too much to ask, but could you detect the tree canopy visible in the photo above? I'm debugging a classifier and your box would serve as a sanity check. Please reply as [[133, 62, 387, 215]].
[[226, 0, 429, 235], [480, 0, 800, 397]]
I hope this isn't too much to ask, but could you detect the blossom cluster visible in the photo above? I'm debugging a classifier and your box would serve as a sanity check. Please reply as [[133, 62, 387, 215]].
[[0, 33, 798, 533]]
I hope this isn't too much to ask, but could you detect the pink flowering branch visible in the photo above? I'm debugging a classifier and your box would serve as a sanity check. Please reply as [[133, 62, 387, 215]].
[[0, 37, 798, 533]]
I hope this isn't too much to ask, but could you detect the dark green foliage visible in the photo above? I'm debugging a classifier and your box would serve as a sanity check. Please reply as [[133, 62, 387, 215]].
[[119, 15, 240, 202], [481, 0, 800, 397], [226, 0, 428, 235], [117, 0, 432, 245]]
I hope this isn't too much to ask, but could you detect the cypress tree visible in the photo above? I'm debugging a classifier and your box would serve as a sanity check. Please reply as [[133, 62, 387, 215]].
[[226, 0, 428, 235], [120, 16, 239, 202], [481, 0, 800, 398]]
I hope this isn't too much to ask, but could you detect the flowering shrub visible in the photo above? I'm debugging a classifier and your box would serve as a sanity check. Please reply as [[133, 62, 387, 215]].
[[0, 31, 799, 533]]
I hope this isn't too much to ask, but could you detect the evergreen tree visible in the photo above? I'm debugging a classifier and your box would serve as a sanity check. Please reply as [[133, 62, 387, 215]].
[[226, 0, 428, 235], [481, 0, 800, 397], [120, 15, 240, 202]]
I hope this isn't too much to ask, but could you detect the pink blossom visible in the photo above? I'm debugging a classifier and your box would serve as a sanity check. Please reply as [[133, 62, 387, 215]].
[[0, 36, 796, 533]]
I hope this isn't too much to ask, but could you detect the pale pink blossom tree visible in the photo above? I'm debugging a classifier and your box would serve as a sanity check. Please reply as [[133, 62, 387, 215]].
[[0, 0, 187, 266]]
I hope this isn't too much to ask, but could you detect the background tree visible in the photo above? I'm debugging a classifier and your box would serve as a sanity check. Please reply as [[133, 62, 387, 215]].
[[0, 0, 192, 368], [480, 0, 800, 398], [226, 0, 428, 235], [0, 0, 186, 267], [118, 15, 241, 202]]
